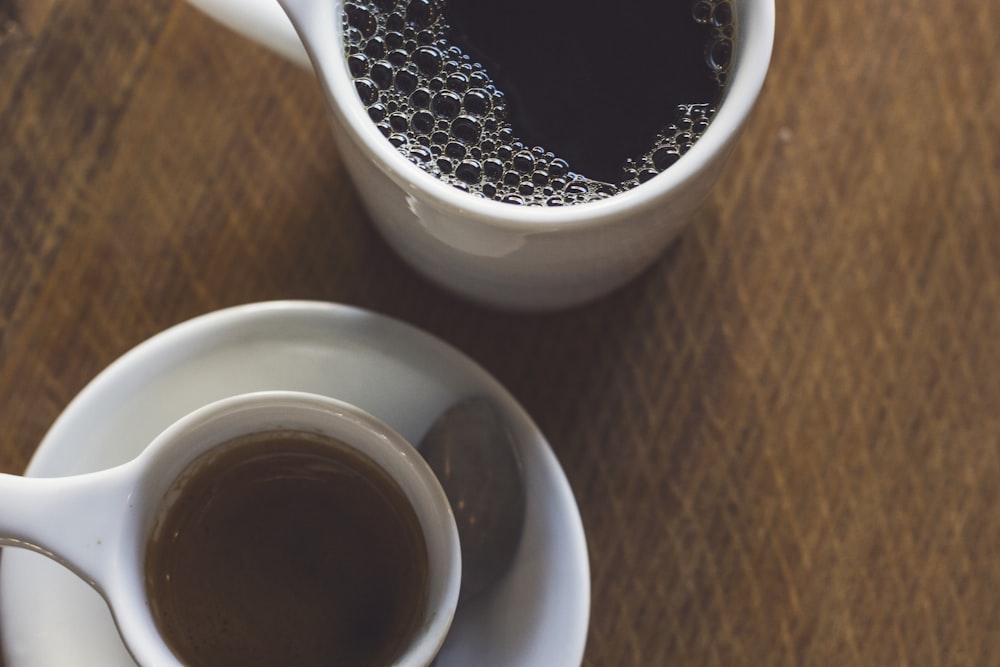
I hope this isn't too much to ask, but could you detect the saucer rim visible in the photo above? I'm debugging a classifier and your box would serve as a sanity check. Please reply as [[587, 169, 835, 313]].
[[0, 300, 590, 666]]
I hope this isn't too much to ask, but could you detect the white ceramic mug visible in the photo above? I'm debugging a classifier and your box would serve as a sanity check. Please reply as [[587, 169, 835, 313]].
[[277, 0, 774, 310], [0, 391, 461, 666]]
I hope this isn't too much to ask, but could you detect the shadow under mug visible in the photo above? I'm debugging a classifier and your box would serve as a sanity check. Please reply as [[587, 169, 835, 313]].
[[278, 0, 775, 310], [0, 391, 461, 667]]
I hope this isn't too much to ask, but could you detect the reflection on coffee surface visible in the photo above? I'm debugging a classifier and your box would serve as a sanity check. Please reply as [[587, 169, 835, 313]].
[[145, 431, 428, 667], [343, 0, 735, 205]]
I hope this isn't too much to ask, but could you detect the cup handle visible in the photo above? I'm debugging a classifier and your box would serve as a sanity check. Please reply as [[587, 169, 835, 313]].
[[276, 0, 341, 76], [0, 464, 136, 593]]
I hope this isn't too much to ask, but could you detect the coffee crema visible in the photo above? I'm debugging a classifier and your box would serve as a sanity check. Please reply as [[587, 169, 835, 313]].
[[145, 430, 429, 667], [342, 0, 735, 205]]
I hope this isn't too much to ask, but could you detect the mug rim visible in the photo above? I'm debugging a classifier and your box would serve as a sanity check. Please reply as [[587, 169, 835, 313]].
[[309, 0, 775, 230]]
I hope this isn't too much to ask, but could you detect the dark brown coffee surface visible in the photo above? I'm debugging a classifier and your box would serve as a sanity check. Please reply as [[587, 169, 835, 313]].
[[342, 0, 733, 204], [145, 431, 429, 667], [444, 0, 724, 183]]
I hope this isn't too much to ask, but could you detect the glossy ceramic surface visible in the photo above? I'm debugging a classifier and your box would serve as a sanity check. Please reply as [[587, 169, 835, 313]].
[[0, 301, 589, 666]]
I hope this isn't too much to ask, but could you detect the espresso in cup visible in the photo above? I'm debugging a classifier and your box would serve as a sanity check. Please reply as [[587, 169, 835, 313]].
[[145, 429, 429, 667], [342, 0, 735, 205]]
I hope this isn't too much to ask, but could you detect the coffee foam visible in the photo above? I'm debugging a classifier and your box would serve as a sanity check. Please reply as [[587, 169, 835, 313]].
[[343, 0, 734, 206]]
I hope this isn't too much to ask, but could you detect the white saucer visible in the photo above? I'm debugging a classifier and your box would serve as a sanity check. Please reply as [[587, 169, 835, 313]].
[[0, 301, 589, 666]]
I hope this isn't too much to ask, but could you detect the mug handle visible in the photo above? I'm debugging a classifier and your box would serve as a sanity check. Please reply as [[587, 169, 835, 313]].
[[276, 0, 343, 80]]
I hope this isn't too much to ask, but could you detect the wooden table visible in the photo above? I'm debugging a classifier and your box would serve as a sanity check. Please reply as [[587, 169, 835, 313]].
[[2, 1, 998, 664]]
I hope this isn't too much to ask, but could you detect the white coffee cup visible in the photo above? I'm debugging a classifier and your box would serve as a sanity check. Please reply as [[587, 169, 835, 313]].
[[277, 0, 774, 310], [0, 391, 461, 666]]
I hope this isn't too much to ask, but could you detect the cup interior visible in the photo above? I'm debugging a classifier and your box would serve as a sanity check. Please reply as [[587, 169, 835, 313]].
[[106, 391, 460, 667], [297, 0, 775, 224]]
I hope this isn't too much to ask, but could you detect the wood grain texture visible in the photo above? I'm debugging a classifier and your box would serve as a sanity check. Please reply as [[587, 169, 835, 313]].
[[1, 1, 999, 665]]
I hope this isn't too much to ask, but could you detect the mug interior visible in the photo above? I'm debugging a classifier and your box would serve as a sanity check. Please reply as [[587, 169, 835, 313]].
[[307, 0, 775, 225]]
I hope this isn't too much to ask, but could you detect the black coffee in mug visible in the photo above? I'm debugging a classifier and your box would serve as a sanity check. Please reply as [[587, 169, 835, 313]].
[[343, 0, 735, 205], [145, 430, 429, 667]]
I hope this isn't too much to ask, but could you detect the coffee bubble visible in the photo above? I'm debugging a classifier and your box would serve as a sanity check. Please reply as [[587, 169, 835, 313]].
[[343, 0, 733, 205]]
